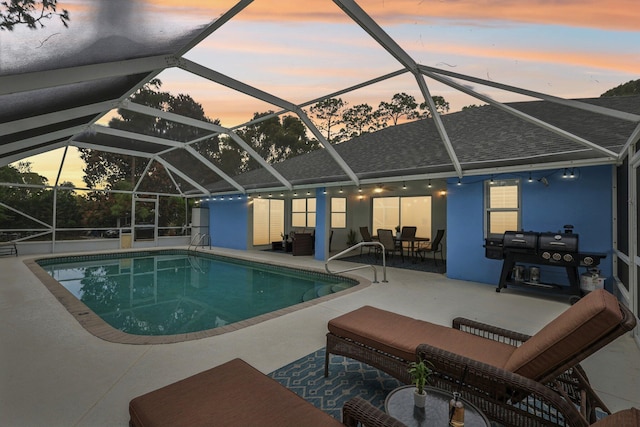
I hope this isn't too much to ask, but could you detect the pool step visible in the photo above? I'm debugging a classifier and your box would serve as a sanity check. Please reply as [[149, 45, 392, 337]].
[[302, 283, 351, 302]]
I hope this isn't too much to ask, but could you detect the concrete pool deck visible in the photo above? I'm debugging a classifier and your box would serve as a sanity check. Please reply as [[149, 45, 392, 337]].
[[1, 247, 639, 426]]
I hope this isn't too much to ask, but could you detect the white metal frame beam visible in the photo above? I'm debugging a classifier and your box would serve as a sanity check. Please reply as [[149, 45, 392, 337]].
[[419, 64, 640, 123], [155, 158, 210, 195], [120, 100, 291, 191], [0, 100, 119, 136], [0, 55, 177, 95], [178, 58, 360, 186], [422, 70, 620, 159]]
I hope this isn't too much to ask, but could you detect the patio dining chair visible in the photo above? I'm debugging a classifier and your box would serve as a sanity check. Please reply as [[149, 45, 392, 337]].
[[416, 229, 445, 265], [377, 228, 403, 261], [397, 226, 417, 257], [359, 226, 377, 256]]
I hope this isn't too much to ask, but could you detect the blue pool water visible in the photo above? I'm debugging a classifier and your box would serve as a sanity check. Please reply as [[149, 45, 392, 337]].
[[37, 250, 356, 336]]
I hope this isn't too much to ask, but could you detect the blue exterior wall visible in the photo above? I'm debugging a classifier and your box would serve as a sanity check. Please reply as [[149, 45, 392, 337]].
[[446, 165, 613, 288], [203, 197, 249, 250], [314, 188, 328, 260]]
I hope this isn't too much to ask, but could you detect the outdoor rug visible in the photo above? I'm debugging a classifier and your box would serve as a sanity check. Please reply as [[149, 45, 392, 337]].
[[269, 347, 403, 420], [337, 252, 446, 274], [269, 348, 577, 426]]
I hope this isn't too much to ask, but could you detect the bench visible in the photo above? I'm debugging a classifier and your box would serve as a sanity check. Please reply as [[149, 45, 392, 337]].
[[129, 358, 403, 427], [0, 242, 17, 257]]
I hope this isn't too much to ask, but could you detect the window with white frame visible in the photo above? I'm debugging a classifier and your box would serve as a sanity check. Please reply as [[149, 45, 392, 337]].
[[372, 196, 432, 237], [253, 198, 284, 245], [485, 178, 520, 238], [331, 197, 346, 228], [292, 198, 316, 227]]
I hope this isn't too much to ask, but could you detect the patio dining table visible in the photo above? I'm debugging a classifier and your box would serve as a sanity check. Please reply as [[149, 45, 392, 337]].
[[395, 236, 430, 260]]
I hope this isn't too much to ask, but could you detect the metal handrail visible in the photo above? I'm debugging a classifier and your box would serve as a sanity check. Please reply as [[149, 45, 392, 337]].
[[188, 233, 201, 251], [188, 233, 210, 251], [325, 241, 387, 283]]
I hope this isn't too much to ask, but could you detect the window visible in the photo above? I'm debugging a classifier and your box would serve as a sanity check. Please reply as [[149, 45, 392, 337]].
[[253, 198, 284, 245], [372, 196, 432, 237], [485, 179, 520, 237], [292, 198, 316, 227], [331, 197, 346, 228]]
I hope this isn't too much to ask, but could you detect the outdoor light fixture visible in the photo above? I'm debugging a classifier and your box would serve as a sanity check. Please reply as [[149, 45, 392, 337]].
[[427, 179, 432, 188], [280, 192, 284, 197], [570, 168, 575, 178], [457, 178, 462, 186], [528, 173, 533, 183], [490, 175, 494, 184], [358, 187, 362, 192], [339, 188, 343, 193], [323, 190, 327, 194], [293, 192, 297, 196], [402, 182, 407, 190], [563, 168, 568, 178], [374, 184, 383, 193], [268, 193, 272, 198], [306, 191, 310, 196]]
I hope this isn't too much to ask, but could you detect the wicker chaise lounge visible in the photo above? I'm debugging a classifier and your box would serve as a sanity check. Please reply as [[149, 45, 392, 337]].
[[325, 289, 637, 426], [129, 358, 405, 427]]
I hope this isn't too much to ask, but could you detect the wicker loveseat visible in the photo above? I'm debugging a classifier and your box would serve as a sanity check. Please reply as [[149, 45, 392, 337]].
[[129, 358, 404, 427], [325, 289, 637, 426]]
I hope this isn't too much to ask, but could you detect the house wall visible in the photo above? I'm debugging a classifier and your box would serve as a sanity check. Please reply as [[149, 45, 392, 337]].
[[205, 197, 249, 250], [446, 165, 614, 289]]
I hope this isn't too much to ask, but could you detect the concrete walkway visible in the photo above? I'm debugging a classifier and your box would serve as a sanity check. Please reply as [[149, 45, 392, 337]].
[[1, 248, 638, 426]]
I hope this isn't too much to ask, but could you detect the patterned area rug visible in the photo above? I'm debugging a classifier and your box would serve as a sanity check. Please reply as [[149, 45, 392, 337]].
[[269, 347, 403, 420]]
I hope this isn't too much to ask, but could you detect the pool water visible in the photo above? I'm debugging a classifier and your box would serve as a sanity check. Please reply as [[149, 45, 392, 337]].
[[37, 251, 356, 336]]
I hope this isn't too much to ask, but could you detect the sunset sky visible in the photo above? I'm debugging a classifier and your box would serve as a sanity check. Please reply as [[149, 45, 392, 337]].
[[4, 0, 639, 186]]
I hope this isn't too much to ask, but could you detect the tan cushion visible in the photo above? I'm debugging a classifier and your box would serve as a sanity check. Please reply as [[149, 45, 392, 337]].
[[591, 407, 640, 427], [504, 289, 623, 379], [328, 306, 516, 368], [129, 358, 343, 427]]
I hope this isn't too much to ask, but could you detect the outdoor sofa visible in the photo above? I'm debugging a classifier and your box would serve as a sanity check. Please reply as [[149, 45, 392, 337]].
[[325, 289, 637, 426], [128, 358, 404, 427]]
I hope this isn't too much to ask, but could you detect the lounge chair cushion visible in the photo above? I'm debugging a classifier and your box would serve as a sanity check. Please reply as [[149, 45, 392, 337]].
[[504, 289, 623, 379], [328, 305, 516, 368], [129, 358, 343, 427], [590, 407, 640, 427]]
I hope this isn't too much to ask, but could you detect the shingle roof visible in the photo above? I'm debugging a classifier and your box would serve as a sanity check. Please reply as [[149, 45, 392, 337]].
[[204, 95, 640, 193]]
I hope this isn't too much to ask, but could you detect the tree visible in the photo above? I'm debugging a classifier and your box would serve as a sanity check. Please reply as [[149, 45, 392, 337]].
[[80, 79, 215, 191], [418, 95, 450, 118], [601, 79, 640, 97], [236, 112, 318, 170], [1, 0, 69, 31], [376, 92, 419, 126], [309, 98, 346, 143], [339, 103, 380, 140]]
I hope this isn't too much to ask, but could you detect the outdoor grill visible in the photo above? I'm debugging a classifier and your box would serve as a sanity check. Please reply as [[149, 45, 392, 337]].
[[485, 225, 606, 302]]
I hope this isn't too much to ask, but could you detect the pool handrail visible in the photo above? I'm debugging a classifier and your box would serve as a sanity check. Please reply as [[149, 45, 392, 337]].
[[325, 242, 387, 283], [188, 233, 211, 251]]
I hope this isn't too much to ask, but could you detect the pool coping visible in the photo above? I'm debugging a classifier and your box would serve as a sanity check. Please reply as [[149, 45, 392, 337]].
[[24, 248, 372, 345]]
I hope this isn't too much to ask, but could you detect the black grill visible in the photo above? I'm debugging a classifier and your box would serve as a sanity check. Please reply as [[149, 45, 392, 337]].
[[484, 225, 606, 302]]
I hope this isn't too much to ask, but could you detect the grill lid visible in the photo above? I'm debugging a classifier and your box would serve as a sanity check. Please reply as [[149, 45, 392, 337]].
[[503, 231, 538, 250], [538, 232, 579, 252]]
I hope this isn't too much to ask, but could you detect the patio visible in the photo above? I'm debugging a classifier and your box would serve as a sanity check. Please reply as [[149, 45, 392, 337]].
[[1, 247, 638, 426]]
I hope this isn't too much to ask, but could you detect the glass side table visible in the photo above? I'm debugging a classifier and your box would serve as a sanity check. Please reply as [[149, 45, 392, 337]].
[[384, 385, 491, 427]]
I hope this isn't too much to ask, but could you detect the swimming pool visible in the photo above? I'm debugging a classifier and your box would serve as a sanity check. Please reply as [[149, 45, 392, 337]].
[[29, 250, 365, 344]]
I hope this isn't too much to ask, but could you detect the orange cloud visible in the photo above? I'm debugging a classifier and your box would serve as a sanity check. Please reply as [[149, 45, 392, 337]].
[[146, 0, 639, 32]]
